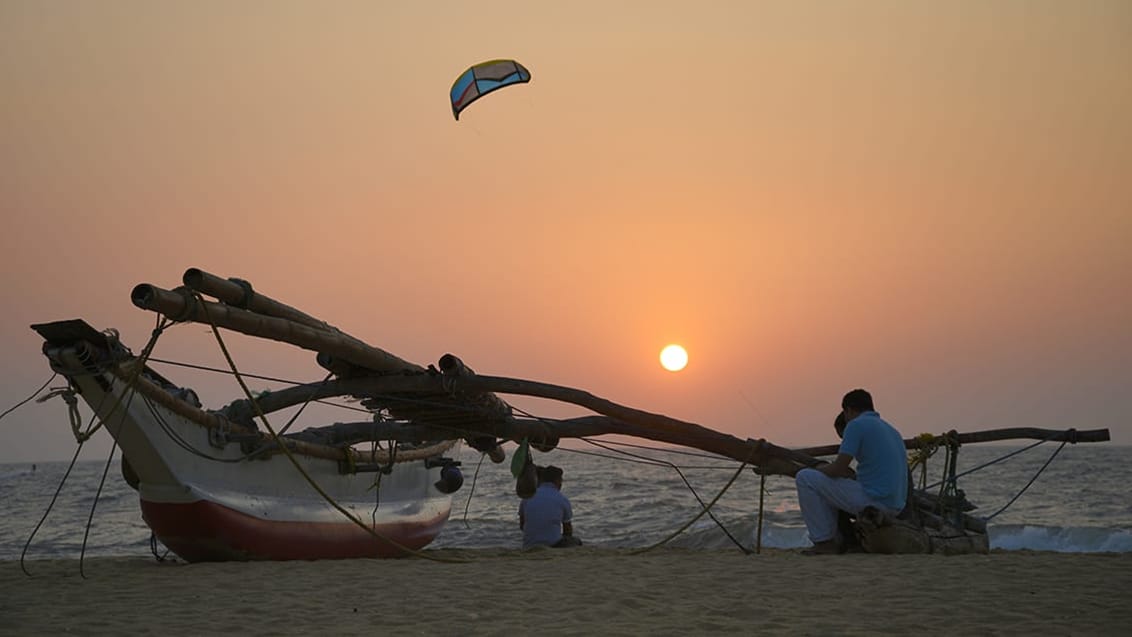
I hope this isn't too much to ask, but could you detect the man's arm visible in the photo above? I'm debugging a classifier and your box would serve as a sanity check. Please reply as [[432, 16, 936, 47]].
[[818, 453, 856, 479], [562, 521, 573, 537]]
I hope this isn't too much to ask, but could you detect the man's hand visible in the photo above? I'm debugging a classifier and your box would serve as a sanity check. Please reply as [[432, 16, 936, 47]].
[[818, 453, 856, 479]]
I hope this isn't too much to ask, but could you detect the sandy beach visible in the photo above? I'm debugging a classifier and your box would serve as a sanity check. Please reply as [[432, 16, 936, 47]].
[[3, 548, 1129, 636]]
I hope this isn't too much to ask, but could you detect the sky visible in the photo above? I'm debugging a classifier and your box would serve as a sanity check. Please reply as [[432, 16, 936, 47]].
[[1, 1, 1129, 463]]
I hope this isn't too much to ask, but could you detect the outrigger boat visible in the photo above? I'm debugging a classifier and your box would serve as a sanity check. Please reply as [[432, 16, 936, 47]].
[[32, 268, 1110, 561]]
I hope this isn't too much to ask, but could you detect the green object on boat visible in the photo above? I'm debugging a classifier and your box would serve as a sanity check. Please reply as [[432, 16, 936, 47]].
[[510, 438, 529, 478]]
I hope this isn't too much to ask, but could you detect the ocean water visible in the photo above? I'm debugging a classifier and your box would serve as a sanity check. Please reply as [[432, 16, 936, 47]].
[[3, 442, 1130, 561]]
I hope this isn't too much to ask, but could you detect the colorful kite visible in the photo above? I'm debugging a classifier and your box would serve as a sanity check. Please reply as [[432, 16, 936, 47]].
[[450, 59, 531, 120]]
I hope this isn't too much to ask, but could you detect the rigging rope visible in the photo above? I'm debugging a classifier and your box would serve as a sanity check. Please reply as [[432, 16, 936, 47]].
[[20, 442, 85, 577], [146, 357, 374, 415], [79, 436, 122, 579], [23, 316, 170, 575], [0, 373, 58, 422], [924, 430, 1074, 490], [755, 471, 766, 554], [914, 429, 1078, 525], [505, 403, 753, 553], [629, 458, 750, 555], [78, 317, 170, 574], [194, 294, 468, 564], [582, 437, 752, 554], [461, 451, 490, 528], [984, 438, 1071, 521]]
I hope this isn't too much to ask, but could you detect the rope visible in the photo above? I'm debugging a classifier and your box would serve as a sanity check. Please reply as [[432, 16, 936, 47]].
[[461, 451, 489, 528], [79, 435, 123, 579], [582, 437, 751, 554], [924, 431, 1071, 490], [22, 317, 168, 574], [149, 531, 172, 562], [755, 472, 766, 554], [34, 386, 84, 443], [0, 373, 57, 421], [503, 403, 779, 554], [908, 432, 941, 490], [505, 402, 754, 552], [984, 438, 1071, 521], [629, 458, 750, 555], [936, 434, 962, 525], [194, 294, 466, 563], [71, 319, 170, 445], [274, 372, 334, 437], [21, 359, 128, 573], [20, 442, 85, 577], [145, 357, 373, 415], [78, 317, 169, 573], [907, 428, 1078, 529]]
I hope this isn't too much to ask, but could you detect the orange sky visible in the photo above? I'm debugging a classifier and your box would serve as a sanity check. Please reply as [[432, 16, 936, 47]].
[[2, 1, 1130, 462]]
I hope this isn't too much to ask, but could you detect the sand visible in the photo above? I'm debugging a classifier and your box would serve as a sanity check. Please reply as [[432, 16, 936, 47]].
[[3, 548, 1130, 636]]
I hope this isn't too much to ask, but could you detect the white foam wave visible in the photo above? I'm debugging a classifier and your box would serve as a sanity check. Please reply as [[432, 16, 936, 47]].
[[989, 525, 1132, 553]]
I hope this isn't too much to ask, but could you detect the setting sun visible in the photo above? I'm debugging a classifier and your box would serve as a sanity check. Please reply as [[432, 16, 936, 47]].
[[659, 344, 688, 372]]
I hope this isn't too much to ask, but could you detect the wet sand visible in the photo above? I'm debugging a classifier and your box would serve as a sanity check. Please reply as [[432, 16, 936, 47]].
[[3, 548, 1130, 635]]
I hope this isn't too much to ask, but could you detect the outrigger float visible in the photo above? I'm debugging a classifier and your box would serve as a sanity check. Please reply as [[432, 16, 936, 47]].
[[32, 268, 1110, 561]]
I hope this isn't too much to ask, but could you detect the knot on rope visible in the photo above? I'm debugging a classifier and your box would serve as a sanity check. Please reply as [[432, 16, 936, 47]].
[[101, 328, 121, 347], [170, 286, 199, 322], [36, 387, 77, 407], [908, 432, 941, 470], [1065, 428, 1079, 444], [227, 277, 255, 308], [38, 387, 87, 442], [944, 429, 961, 448]]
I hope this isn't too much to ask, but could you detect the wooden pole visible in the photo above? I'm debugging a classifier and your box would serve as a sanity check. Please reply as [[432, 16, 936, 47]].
[[796, 427, 1109, 457], [131, 283, 424, 374], [181, 267, 340, 333]]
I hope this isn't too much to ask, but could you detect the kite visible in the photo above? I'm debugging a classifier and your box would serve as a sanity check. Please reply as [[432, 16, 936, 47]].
[[450, 59, 531, 120]]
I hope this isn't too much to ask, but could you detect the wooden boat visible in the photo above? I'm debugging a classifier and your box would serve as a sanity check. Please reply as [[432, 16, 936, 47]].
[[32, 268, 1110, 561], [33, 318, 456, 561]]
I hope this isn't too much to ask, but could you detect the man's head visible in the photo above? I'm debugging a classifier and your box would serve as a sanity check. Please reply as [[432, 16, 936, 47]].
[[540, 465, 564, 486], [834, 411, 847, 439], [841, 388, 874, 423]]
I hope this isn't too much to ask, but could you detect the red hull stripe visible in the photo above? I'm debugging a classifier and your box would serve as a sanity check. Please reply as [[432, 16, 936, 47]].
[[141, 499, 450, 562]]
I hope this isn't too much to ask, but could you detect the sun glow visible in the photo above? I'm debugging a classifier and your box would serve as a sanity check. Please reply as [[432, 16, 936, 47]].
[[659, 344, 688, 372]]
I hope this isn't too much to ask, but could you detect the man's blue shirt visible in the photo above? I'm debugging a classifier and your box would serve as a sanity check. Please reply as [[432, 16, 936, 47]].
[[838, 411, 908, 511], [519, 483, 573, 549]]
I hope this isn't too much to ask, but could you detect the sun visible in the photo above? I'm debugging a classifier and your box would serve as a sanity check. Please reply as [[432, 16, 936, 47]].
[[659, 344, 688, 372]]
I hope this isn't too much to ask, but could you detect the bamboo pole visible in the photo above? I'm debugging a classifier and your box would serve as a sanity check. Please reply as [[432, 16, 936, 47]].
[[131, 283, 424, 374], [182, 268, 340, 333]]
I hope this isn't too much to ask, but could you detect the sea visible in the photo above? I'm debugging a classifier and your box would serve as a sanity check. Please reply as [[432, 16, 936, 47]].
[[3, 442, 1130, 561]]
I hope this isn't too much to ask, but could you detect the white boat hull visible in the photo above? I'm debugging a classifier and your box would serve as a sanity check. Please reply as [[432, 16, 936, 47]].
[[41, 331, 454, 561]]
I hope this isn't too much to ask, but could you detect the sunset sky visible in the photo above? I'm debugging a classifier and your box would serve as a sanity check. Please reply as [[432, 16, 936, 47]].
[[2, 1, 1129, 463]]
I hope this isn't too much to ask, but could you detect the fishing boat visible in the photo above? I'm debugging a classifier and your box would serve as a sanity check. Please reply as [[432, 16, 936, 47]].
[[32, 268, 1110, 561]]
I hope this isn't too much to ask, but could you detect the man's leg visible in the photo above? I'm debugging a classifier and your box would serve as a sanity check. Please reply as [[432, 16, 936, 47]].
[[795, 468, 873, 544]]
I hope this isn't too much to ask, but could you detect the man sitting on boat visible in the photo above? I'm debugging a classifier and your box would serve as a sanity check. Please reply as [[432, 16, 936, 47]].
[[795, 389, 909, 554], [519, 465, 582, 549]]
